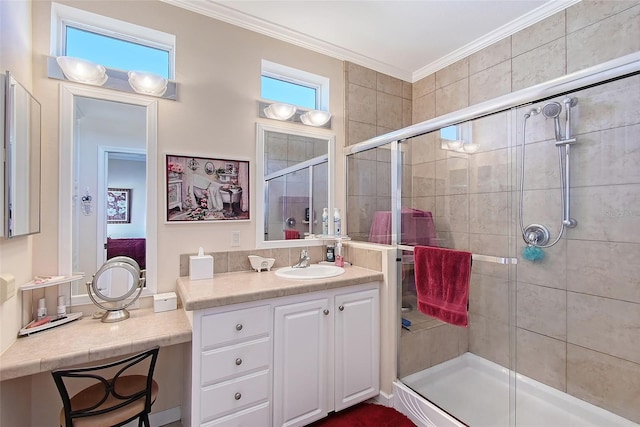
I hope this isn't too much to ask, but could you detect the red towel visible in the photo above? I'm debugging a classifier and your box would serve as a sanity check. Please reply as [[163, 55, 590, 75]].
[[284, 229, 300, 240], [414, 246, 472, 327]]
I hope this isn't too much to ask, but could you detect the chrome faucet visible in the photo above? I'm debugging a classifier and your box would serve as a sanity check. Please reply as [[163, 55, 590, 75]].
[[292, 249, 311, 268]]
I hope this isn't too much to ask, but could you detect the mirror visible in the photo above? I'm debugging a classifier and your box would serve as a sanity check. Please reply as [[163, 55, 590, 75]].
[[3, 71, 42, 238], [87, 256, 145, 323], [256, 123, 335, 247], [59, 84, 158, 304]]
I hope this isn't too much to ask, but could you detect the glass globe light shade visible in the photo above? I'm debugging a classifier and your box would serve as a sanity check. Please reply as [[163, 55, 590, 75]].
[[56, 56, 107, 86], [300, 110, 331, 126], [128, 71, 168, 97], [263, 103, 297, 120]]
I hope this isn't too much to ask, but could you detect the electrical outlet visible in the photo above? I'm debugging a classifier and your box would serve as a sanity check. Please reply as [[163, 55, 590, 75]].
[[231, 231, 240, 247]]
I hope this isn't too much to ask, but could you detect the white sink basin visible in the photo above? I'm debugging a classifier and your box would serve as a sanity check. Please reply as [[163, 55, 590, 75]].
[[275, 264, 345, 280]]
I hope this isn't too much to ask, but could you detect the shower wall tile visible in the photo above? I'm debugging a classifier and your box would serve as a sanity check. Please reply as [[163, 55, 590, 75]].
[[377, 91, 403, 130], [413, 73, 435, 98], [567, 240, 640, 303], [517, 140, 562, 191], [469, 60, 512, 105], [411, 197, 437, 217], [568, 184, 640, 244], [567, 0, 640, 33], [377, 73, 403, 97], [567, 344, 640, 424], [435, 157, 469, 195], [402, 98, 413, 128], [469, 274, 509, 324], [347, 158, 377, 196], [512, 11, 566, 57], [348, 83, 377, 124], [435, 58, 469, 89], [346, 61, 376, 89], [472, 111, 510, 152], [409, 134, 437, 165], [567, 4, 640, 73], [349, 246, 383, 271], [470, 36, 512, 75], [516, 282, 567, 340], [347, 120, 377, 146], [399, 327, 429, 377], [413, 94, 435, 123], [567, 292, 640, 364], [435, 232, 469, 251], [435, 79, 469, 117], [571, 125, 640, 188], [573, 75, 640, 134], [520, 188, 563, 239], [469, 313, 510, 368], [411, 162, 436, 197], [402, 81, 412, 100], [468, 234, 510, 280], [516, 328, 567, 392], [428, 323, 469, 367], [512, 39, 566, 92], [435, 195, 469, 234], [469, 148, 510, 194], [347, 195, 377, 237], [516, 238, 567, 290], [468, 192, 510, 235]]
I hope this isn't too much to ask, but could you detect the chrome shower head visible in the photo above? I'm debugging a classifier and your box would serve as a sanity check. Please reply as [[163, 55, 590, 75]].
[[542, 102, 563, 141]]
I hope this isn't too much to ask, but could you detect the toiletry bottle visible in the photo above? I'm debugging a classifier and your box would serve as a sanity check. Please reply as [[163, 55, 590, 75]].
[[322, 208, 329, 235], [335, 240, 344, 267], [326, 245, 335, 262], [333, 208, 341, 237], [37, 298, 47, 319]]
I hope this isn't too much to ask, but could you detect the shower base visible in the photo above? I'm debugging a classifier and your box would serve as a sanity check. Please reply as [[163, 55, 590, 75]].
[[397, 352, 636, 427]]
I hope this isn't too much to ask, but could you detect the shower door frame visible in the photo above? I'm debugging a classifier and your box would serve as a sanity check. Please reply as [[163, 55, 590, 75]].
[[344, 52, 640, 427]]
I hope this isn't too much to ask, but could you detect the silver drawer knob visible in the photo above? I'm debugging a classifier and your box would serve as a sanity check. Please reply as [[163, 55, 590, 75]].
[[235, 392, 242, 400], [323, 309, 329, 315], [235, 358, 242, 366], [338, 305, 344, 311], [235, 323, 243, 331]]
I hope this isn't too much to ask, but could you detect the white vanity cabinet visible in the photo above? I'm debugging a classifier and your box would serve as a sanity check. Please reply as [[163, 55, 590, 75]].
[[192, 303, 273, 426], [190, 282, 379, 427], [272, 285, 380, 427]]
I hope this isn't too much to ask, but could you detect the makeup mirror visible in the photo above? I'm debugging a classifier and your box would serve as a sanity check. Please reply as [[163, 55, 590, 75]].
[[3, 71, 42, 238], [256, 123, 335, 248]]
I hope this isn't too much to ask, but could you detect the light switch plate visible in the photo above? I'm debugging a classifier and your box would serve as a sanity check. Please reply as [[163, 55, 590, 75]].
[[0, 273, 16, 303]]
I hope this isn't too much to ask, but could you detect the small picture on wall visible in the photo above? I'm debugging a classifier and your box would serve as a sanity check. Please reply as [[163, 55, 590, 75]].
[[107, 188, 131, 224], [165, 154, 250, 222]]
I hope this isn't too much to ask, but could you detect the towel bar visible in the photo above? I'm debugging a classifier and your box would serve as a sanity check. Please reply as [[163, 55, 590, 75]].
[[397, 245, 517, 265]]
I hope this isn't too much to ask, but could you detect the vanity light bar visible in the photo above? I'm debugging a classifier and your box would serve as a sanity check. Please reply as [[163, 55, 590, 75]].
[[258, 101, 332, 129], [47, 56, 177, 100]]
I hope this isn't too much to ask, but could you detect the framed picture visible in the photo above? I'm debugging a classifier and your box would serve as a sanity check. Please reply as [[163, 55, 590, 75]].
[[165, 154, 250, 222], [107, 188, 131, 224]]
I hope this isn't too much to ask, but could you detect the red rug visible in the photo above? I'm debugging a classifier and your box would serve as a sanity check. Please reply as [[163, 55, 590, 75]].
[[308, 403, 415, 427]]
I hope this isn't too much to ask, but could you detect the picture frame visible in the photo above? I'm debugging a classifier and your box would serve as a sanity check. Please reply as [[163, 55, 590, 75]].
[[107, 188, 131, 224], [165, 154, 250, 222]]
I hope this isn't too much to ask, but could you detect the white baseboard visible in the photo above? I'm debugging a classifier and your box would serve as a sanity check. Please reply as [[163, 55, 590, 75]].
[[370, 390, 394, 407]]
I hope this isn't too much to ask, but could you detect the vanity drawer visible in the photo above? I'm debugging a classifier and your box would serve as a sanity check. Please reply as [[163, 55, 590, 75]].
[[200, 370, 269, 423], [201, 305, 270, 349], [202, 402, 270, 427], [201, 337, 270, 386]]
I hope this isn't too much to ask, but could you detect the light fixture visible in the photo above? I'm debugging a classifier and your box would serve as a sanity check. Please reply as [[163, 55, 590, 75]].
[[446, 140, 464, 150], [263, 103, 297, 121], [127, 71, 168, 97], [300, 110, 332, 127], [462, 142, 480, 153], [56, 56, 107, 86]]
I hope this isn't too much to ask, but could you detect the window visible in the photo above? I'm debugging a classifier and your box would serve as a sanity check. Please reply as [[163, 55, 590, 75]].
[[51, 3, 175, 78], [261, 60, 330, 111]]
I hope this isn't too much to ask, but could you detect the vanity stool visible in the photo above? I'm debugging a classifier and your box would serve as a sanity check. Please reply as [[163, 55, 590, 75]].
[[51, 346, 160, 427]]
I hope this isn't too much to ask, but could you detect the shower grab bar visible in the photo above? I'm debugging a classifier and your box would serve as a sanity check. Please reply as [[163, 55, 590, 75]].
[[397, 244, 518, 265]]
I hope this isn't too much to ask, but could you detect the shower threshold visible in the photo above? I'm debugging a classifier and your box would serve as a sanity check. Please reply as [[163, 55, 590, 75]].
[[400, 352, 636, 427]]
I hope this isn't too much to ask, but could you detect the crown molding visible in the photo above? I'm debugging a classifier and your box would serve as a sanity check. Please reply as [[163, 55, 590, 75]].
[[411, 0, 581, 82], [162, 0, 580, 83]]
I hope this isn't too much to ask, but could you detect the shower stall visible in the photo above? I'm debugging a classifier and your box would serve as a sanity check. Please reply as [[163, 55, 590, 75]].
[[346, 53, 640, 426]]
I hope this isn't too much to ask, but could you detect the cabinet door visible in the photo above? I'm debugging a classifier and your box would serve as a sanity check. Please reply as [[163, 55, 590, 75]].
[[334, 288, 380, 411], [273, 298, 330, 427]]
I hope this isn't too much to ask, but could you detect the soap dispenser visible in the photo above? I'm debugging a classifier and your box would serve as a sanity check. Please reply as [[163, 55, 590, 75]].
[[333, 208, 341, 237]]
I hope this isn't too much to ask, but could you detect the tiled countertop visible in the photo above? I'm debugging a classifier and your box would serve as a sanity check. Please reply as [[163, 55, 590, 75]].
[[177, 264, 384, 311], [0, 308, 191, 381]]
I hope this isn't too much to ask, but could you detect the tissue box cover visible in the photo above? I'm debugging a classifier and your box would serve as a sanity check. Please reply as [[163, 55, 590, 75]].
[[154, 292, 177, 313], [190, 254, 214, 280]]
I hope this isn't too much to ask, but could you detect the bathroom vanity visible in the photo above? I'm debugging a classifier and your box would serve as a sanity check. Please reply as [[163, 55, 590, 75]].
[[177, 265, 383, 427]]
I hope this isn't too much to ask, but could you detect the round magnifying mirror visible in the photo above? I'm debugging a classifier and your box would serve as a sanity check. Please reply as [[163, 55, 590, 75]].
[[87, 256, 145, 323]]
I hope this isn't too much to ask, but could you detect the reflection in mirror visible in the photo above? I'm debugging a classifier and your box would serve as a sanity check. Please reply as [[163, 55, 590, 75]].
[[257, 124, 334, 246], [59, 84, 157, 305], [3, 71, 42, 238]]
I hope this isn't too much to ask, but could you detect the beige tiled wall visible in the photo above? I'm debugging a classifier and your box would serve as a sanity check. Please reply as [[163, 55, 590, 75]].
[[346, 0, 640, 422]]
